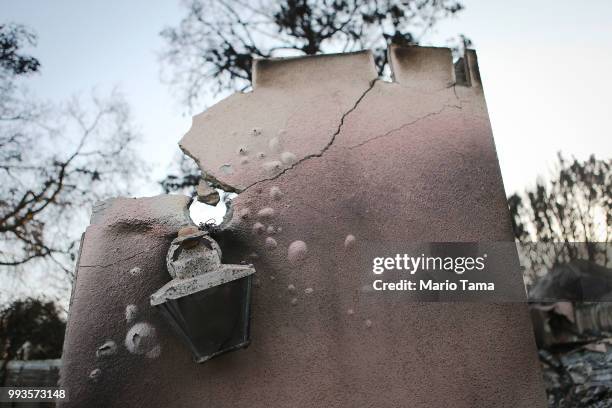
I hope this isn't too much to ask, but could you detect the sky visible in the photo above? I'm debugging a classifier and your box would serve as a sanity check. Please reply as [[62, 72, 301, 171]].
[[428, 0, 612, 194], [3, 0, 612, 198]]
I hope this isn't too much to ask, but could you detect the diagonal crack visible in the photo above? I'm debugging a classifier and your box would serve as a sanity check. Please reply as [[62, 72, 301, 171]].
[[238, 78, 379, 193], [446, 82, 462, 103], [192, 80, 459, 197], [347, 104, 462, 151]]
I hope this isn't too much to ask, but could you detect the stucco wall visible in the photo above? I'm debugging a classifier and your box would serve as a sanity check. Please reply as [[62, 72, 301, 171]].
[[60, 46, 546, 407]]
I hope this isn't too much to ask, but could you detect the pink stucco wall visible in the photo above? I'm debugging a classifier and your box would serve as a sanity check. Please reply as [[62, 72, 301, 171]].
[[60, 46, 546, 407]]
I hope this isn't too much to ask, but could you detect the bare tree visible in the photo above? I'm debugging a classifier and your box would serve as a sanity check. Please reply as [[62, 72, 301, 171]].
[[509, 154, 612, 279], [0, 24, 145, 296], [161, 152, 201, 195]]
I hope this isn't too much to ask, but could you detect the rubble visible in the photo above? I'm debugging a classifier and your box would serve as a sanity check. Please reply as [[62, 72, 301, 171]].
[[540, 345, 612, 407], [529, 260, 612, 406], [196, 179, 220, 205], [529, 261, 612, 348]]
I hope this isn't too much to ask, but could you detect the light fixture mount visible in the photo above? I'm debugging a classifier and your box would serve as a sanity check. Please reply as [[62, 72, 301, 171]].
[[151, 228, 255, 363]]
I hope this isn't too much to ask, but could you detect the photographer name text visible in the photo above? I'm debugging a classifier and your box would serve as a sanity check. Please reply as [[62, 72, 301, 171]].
[[371, 254, 495, 292]]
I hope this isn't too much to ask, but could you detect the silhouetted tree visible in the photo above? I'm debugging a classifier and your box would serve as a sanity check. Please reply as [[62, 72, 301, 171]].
[[509, 154, 611, 278], [162, 0, 465, 107], [0, 24, 40, 77], [161, 153, 201, 195], [160, 0, 466, 193], [0, 24, 145, 292], [0, 298, 65, 385]]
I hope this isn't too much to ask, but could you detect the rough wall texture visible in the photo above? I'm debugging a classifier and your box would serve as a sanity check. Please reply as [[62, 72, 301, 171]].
[[61, 46, 546, 407], [59, 195, 193, 407]]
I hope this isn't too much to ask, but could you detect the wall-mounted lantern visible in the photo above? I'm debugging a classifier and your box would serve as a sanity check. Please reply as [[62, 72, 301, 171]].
[[150, 228, 255, 363]]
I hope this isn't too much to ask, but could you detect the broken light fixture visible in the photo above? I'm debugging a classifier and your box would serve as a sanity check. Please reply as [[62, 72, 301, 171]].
[[150, 228, 255, 363]]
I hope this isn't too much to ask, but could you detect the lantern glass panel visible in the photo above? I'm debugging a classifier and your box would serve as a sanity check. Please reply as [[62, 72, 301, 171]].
[[155, 275, 252, 363]]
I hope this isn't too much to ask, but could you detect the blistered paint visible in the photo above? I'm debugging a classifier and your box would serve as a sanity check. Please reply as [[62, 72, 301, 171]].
[[265, 237, 278, 250], [268, 137, 281, 153], [270, 186, 283, 200], [125, 322, 158, 356], [129, 267, 141, 276], [252, 222, 265, 234], [89, 369, 101, 382], [237, 208, 251, 220], [280, 151, 297, 164], [262, 161, 281, 173], [125, 305, 137, 323], [96, 341, 117, 358], [344, 234, 356, 248], [257, 207, 275, 218], [287, 241, 308, 264]]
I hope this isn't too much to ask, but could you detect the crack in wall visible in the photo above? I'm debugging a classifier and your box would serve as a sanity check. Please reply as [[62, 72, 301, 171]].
[[448, 83, 460, 102], [236, 78, 379, 193], [347, 104, 462, 151], [183, 77, 462, 202], [185, 148, 241, 194]]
